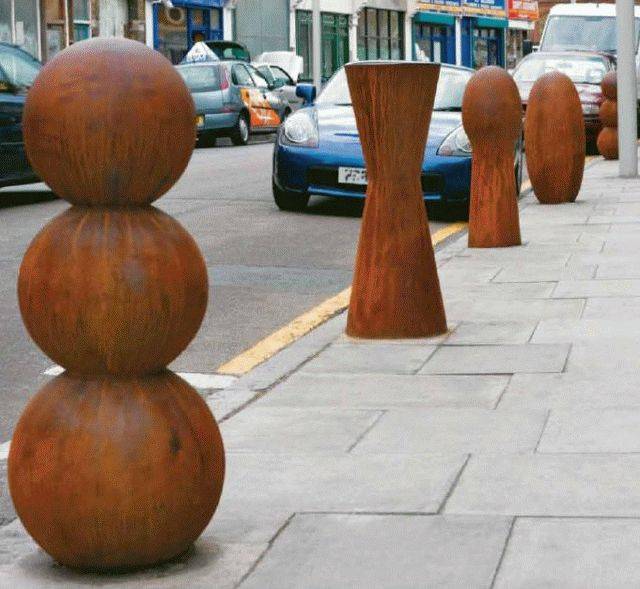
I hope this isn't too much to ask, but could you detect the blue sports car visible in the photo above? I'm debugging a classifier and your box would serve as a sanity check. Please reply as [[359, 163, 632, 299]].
[[272, 63, 523, 215]]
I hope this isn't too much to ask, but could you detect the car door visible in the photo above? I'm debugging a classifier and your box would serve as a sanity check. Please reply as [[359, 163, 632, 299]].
[[270, 66, 302, 110], [232, 63, 280, 129]]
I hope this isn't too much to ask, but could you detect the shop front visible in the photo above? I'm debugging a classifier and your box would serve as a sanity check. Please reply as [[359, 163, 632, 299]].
[[357, 7, 405, 61], [0, 0, 40, 59], [153, 0, 224, 64], [413, 1, 458, 64], [460, 0, 508, 68], [506, 0, 538, 69]]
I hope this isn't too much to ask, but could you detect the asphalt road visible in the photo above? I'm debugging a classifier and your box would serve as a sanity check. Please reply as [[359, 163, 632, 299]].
[[0, 135, 449, 449]]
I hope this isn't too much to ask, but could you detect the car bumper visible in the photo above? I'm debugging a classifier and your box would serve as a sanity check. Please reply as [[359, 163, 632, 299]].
[[273, 143, 471, 204], [196, 111, 238, 135]]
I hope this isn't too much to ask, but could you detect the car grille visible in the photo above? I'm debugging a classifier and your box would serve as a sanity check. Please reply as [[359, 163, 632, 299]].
[[307, 167, 445, 194]]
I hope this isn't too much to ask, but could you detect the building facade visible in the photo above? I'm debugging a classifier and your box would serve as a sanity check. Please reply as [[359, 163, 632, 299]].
[[234, 0, 289, 59], [506, 0, 538, 69]]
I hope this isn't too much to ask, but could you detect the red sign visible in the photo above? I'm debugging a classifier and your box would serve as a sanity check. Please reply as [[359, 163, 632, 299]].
[[509, 0, 539, 20]]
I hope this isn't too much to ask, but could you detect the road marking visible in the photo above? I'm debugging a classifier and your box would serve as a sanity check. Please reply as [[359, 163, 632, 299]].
[[217, 222, 468, 376], [44, 366, 238, 390], [0, 440, 10, 461]]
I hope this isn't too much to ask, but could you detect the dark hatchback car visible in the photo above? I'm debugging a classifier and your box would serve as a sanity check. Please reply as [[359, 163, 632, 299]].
[[0, 43, 41, 188]]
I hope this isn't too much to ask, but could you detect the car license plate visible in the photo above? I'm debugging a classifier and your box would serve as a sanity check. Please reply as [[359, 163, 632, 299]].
[[196, 115, 205, 128], [339, 167, 368, 186]]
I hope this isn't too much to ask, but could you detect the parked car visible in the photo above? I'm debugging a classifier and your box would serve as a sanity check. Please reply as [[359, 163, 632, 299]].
[[513, 51, 615, 148], [539, 3, 640, 95], [0, 43, 41, 188], [272, 64, 524, 215], [177, 45, 289, 146], [204, 40, 251, 62], [252, 63, 304, 112]]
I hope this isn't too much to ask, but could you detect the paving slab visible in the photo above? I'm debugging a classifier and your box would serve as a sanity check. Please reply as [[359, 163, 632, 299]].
[[531, 318, 640, 344], [439, 282, 555, 300], [582, 296, 640, 318], [446, 454, 640, 516], [596, 262, 640, 279], [220, 407, 382, 454], [553, 278, 640, 298], [445, 321, 537, 345], [352, 409, 547, 454], [494, 518, 640, 589], [420, 344, 570, 375], [240, 514, 512, 589], [444, 298, 584, 322], [538, 408, 640, 453], [499, 373, 640, 410], [566, 341, 640, 374], [259, 373, 510, 409], [303, 343, 437, 375]]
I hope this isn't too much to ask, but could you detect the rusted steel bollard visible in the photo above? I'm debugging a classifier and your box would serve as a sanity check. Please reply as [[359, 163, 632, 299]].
[[346, 62, 447, 339], [463, 66, 522, 248], [525, 71, 586, 204], [9, 38, 225, 571], [597, 72, 618, 160]]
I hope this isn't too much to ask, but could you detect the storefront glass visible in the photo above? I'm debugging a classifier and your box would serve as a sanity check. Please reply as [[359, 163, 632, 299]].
[[0, 0, 13, 45], [473, 27, 500, 67], [296, 10, 313, 81], [0, 0, 40, 58], [507, 28, 523, 69], [414, 22, 453, 63], [357, 8, 404, 61], [321, 13, 348, 80], [72, 0, 91, 41]]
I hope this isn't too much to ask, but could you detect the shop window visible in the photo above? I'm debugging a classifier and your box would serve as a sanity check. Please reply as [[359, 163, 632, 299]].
[[0, 1, 11, 46], [157, 6, 188, 64], [414, 23, 452, 64], [357, 8, 404, 61], [296, 10, 313, 81], [321, 13, 348, 80], [473, 28, 500, 68], [0, 0, 39, 58]]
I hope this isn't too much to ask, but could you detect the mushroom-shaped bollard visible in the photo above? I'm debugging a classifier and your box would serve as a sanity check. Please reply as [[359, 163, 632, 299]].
[[346, 62, 447, 339], [463, 66, 522, 248], [525, 71, 586, 204], [9, 38, 225, 571], [597, 71, 618, 160]]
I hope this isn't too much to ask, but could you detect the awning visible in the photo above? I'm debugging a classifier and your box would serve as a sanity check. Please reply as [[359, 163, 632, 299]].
[[474, 16, 509, 28], [171, 0, 226, 8], [414, 12, 456, 26]]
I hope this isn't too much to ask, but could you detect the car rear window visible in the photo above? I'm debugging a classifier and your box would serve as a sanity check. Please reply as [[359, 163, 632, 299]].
[[177, 65, 221, 92]]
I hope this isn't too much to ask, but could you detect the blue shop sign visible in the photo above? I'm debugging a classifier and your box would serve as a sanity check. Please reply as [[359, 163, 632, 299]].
[[171, 0, 225, 8], [461, 0, 507, 17]]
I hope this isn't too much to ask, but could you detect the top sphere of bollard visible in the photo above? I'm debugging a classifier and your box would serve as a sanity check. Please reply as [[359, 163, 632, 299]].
[[462, 66, 522, 145], [23, 38, 196, 206], [601, 71, 617, 100]]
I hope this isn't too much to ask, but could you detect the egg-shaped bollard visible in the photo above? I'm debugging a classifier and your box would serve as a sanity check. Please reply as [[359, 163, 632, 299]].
[[462, 66, 522, 248], [598, 72, 618, 160], [345, 62, 447, 338], [525, 71, 586, 204], [9, 38, 225, 571]]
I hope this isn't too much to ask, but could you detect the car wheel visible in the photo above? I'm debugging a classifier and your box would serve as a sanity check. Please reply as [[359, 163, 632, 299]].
[[231, 113, 250, 146], [272, 181, 309, 212]]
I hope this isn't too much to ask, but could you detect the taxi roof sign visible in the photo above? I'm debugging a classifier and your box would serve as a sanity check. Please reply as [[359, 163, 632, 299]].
[[182, 42, 220, 64]]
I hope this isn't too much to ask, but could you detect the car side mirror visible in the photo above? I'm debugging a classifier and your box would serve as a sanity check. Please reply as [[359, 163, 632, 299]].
[[296, 84, 317, 105]]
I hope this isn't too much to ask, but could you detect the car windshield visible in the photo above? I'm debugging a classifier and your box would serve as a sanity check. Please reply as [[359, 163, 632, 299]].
[[0, 45, 41, 91], [177, 64, 221, 92], [316, 66, 473, 111], [541, 15, 640, 53], [513, 54, 608, 85]]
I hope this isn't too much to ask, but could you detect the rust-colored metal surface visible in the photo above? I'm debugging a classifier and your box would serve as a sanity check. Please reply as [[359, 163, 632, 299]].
[[525, 71, 586, 204], [345, 62, 447, 339], [598, 72, 618, 160], [23, 37, 196, 206], [9, 38, 224, 571], [463, 66, 522, 248], [9, 373, 225, 571]]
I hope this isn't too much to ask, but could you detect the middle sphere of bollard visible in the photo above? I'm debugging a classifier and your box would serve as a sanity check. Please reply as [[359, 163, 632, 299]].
[[525, 71, 586, 205], [462, 66, 522, 248]]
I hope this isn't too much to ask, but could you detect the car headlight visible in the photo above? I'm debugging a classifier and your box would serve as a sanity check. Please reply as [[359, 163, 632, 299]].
[[582, 103, 600, 115], [282, 111, 319, 148], [437, 125, 472, 157]]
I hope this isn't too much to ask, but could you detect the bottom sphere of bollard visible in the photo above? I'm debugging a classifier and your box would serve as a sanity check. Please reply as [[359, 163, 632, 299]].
[[8, 371, 225, 571], [597, 126, 619, 160]]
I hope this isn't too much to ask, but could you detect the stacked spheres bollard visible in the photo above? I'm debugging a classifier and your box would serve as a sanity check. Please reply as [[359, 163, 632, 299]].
[[8, 38, 225, 571], [525, 71, 586, 204], [463, 66, 522, 248], [597, 72, 618, 160], [345, 62, 447, 339]]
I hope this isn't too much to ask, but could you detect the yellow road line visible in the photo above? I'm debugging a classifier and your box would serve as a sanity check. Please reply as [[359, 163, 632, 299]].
[[217, 222, 468, 376]]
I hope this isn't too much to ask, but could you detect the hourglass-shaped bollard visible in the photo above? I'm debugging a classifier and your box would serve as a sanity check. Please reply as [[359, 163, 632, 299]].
[[345, 62, 447, 339], [462, 66, 522, 248], [525, 71, 586, 204], [597, 72, 618, 160], [8, 38, 225, 571]]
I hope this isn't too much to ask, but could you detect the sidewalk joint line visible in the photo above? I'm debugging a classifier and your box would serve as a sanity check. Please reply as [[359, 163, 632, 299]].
[[489, 517, 517, 589], [437, 454, 471, 515], [493, 375, 514, 410], [233, 513, 297, 589], [534, 410, 552, 453], [347, 411, 387, 453]]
